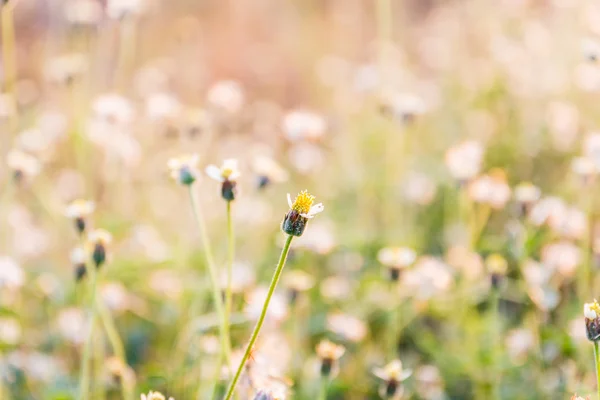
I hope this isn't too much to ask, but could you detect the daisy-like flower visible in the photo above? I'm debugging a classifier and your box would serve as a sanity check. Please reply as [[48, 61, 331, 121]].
[[71, 247, 87, 282], [513, 182, 541, 216], [584, 300, 600, 341], [87, 229, 112, 268], [315, 339, 345, 377], [445, 140, 484, 182], [485, 253, 508, 289], [252, 155, 289, 189], [283, 270, 315, 305], [373, 360, 412, 399], [106, 356, 135, 387], [167, 154, 200, 186], [107, 0, 145, 19], [281, 190, 324, 237], [583, 37, 600, 63], [7, 149, 41, 182], [140, 391, 174, 400], [206, 80, 244, 113], [377, 247, 417, 282], [205, 158, 241, 201], [65, 199, 95, 234]]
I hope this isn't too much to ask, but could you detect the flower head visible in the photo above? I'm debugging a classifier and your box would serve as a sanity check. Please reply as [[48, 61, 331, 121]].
[[485, 253, 508, 288], [71, 247, 88, 282], [167, 154, 200, 185], [373, 360, 412, 399], [378, 246, 416, 281], [252, 155, 289, 189], [205, 158, 240, 200], [65, 199, 95, 234], [87, 229, 112, 268], [315, 339, 345, 377], [7, 149, 41, 182], [584, 300, 600, 341], [281, 190, 324, 236], [140, 391, 173, 400]]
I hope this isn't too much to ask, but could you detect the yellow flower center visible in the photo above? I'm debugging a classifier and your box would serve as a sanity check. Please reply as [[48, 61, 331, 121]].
[[292, 190, 315, 214], [591, 300, 600, 314], [222, 167, 233, 178]]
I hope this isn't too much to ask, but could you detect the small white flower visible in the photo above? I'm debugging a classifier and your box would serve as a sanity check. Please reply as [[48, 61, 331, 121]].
[[585, 301, 600, 319], [65, 199, 95, 219], [205, 158, 241, 182], [286, 192, 324, 218]]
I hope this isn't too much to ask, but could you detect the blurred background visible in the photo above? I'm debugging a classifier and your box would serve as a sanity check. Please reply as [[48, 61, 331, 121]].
[[1, 0, 600, 399]]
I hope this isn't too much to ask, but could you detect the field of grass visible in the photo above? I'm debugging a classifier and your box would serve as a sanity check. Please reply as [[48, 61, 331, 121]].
[[2, 0, 600, 399]]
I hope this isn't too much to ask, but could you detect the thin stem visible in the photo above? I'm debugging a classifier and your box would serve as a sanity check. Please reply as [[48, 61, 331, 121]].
[[226, 200, 234, 347], [79, 265, 98, 400], [97, 299, 134, 400], [318, 377, 329, 400], [594, 341, 600, 400], [188, 186, 232, 373], [491, 288, 501, 400], [224, 234, 294, 400]]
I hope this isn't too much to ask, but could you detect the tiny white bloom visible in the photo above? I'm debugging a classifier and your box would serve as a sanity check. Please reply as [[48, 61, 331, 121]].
[[205, 158, 240, 182]]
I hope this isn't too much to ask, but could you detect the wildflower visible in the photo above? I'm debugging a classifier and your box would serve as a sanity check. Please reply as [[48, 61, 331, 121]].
[[64, 0, 103, 26], [252, 155, 289, 189], [572, 156, 597, 184], [445, 245, 484, 281], [145, 92, 181, 123], [467, 170, 511, 209], [71, 247, 87, 282], [107, 0, 145, 19], [582, 37, 600, 62], [43, 53, 87, 85], [315, 339, 345, 377], [281, 190, 324, 237], [206, 80, 244, 113], [57, 308, 86, 344], [403, 172, 437, 206], [167, 154, 200, 185], [402, 257, 454, 300], [283, 270, 315, 305], [505, 328, 535, 365], [326, 312, 367, 342], [0, 318, 21, 345], [445, 140, 484, 182], [92, 93, 134, 125], [65, 199, 95, 235], [140, 391, 174, 400], [379, 92, 426, 124], [513, 182, 541, 216], [373, 360, 412, 399], [87, 229, 112, 268], [485, 253, 508, 289], [541, 241, 580, 278], [106, 356, 135, 387], [528, 196, 567, 227], [415, 365, 444, 399], [584, 300, 600, 341], [0, 256, 24, 289], [377, 247, 416, 281], [6, 149, 41, 182], [205, 158, 241, 201]]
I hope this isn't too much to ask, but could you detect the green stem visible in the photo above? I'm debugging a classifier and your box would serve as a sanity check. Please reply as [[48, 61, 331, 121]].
[[491, 289, 501, 400], [224, 235, 294, 400], [226, 200, 234, 348], [318, 377, 329, 400], [188, 187, 232, 376], [97, 299, 134, 400], [79, 265, 98, 400], [594, 341, 600, 400]]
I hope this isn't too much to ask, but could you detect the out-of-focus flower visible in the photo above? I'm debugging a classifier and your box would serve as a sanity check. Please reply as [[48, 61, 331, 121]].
[[377, 246, 416, 282], [528, 196, 567, 227], [403, 172, 437, 205], [100, 282, 130, 314], [252, 155, 289, 189], [584, 300, 600, 341], [283, 270, 314, 305], [379, 92, 426, 124], [105, 356, 136, 388], [402, 256, 454, 300], [505, 328, 535, 365], [445, 140, 484, 182], [467, 170, 511, 209], [140, 391, 174, 400], [0, 256, 24, 289], [572, 156, 597, 184], [64, 0, 103, 26], [373, 360, 412, 399], [546, 101, 579, 151], [6, 351, 65, 383], [6, 149, 41, 181], [288, 143, 325, 175], [282, 110, 326, 142], [326, 312, 367, 342], [65, 199, 95, 235], [415, 365, 444, 400], [315, 339, 345, 377], [167, 154, 200, 185], [445, 245, 484, 281], [582, 37, 600, 62], [71, 247, 88, 282], [182, 107, 211, 137], [205, 158, 241, 201], [0, 318, 21, 345], [107, 0, 145, 19], [282, 191, 324, 237], [149, 269, 183, 300], [485, 253, 508, 288], [513, 182, 541, 216], [56, 307, 86, 344], [550, 206, 587, 240], [541, 241, 580, 278], [206, 80, 244, 113], [128, 224, 170, 262], [320, 275, 353, 302], [44, 53, 87, 84], [145, 92, 181, 123], [87, 229, 112, 268], [93, 93, 135, 125], [245, 287, 288, 324]]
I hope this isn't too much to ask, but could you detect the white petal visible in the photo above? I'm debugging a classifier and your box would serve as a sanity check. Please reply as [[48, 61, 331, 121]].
[[287, 193, 293, 208], [229, 171, 241, 180], [167, 158, 180, 169], [308, 203, 324, 216], [400, 369, 412, 381], [205, 165, 224, 182]]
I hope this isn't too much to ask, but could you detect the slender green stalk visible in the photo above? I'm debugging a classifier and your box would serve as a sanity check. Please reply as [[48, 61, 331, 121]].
[[79, 265, 99, 400], [97, 299, 134, 400], [224, 235, 294, 400], [225, 200, 234, 345], [94, 331, 106, 400], [594, 341, 600, 400], [188, 186, 232, 374], [491, 288, 501, 400], [318, 377, 329, 400]]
